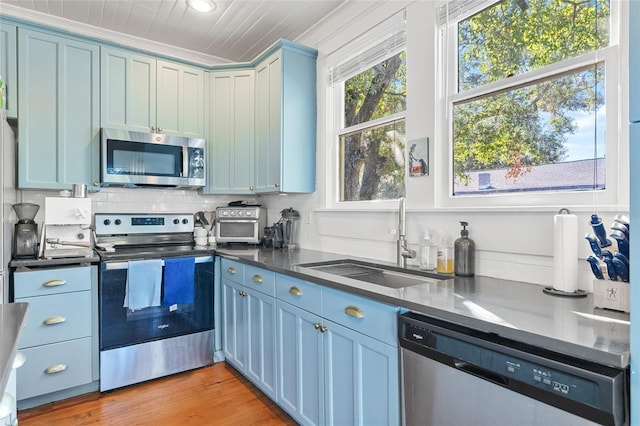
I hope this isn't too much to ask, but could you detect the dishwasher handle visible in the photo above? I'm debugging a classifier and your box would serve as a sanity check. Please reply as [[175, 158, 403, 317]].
[[454, 360, 509, 386]]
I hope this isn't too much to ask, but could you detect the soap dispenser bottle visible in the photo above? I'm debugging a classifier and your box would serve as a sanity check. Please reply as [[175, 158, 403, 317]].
[[454, 221, 475, 277]]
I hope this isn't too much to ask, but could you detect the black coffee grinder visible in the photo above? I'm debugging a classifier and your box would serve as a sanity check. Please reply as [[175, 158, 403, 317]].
[[13, 203, 40, 259]]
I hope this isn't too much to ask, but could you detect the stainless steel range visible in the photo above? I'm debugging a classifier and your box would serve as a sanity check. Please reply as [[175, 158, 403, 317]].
[[95, 213, 214, 391]]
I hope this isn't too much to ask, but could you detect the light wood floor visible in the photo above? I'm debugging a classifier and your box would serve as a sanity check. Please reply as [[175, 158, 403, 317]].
[[18, 362, 297, 426]]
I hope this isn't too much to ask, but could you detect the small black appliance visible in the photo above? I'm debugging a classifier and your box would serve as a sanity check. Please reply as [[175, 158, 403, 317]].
[[13, 203, 40, 259]]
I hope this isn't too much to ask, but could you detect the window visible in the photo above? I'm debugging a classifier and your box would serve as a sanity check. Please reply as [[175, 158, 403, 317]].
[[442, 0, 616, 200], [330, 12, 407, 204]]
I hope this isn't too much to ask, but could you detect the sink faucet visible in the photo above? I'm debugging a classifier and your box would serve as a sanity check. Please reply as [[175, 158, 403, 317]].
[[397, 197, 416, 267]]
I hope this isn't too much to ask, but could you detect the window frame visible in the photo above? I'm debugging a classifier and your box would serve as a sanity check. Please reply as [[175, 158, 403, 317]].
[[435, 0, 626, 210], [325, 12, 408, 210]]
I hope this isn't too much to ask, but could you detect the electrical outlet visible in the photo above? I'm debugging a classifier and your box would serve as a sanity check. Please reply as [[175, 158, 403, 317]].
[[304, 211, 312, 224]]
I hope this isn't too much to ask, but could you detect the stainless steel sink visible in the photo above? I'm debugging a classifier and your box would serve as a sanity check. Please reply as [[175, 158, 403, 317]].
[[295, 259, 451, 289]]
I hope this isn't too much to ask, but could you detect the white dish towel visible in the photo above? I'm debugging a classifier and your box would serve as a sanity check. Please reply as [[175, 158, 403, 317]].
[[124, 259, 163, 311]]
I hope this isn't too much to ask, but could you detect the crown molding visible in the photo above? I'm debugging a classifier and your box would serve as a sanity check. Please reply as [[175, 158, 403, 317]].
[[0, 3, 232, 67]]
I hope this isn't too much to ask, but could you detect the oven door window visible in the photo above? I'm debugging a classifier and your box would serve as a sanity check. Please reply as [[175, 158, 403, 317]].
[[99, 258, 214, 350], [219, 222, 256, 238], [106, 139, 182, 177]]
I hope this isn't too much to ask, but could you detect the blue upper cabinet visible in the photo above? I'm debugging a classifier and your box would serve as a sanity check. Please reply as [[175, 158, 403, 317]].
[[254, 41, 317, 194], [0, 22, 17, 119], [631, 0, 640, 123], [101, 47, 205, 138], [18, 28, 100, 190], [101, 47, 157, 133]]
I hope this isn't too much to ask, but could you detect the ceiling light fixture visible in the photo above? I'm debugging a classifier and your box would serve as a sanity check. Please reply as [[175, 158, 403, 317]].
[[186, 0, 216, 13]]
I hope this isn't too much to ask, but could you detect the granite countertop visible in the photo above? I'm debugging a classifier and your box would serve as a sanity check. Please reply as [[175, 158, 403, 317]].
[[215, 246, 630, 369], [0, 303, 28, 395]]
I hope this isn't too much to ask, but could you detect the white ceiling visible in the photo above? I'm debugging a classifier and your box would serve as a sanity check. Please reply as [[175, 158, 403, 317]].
[[0, 0, 348, 63]]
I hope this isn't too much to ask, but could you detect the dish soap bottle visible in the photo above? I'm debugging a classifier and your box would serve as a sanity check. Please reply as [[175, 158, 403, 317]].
[[437, 233, 454, 274], [454, 221, 475, 276], [419, 230, 436, 270]]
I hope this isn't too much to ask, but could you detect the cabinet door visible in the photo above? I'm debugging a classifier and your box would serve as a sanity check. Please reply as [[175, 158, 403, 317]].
[[157, 60, 204, 137], [0, 22, 17, 118], [205, 70, 255, 194], [246, 287, 277, 399], [221, 278, 247, 371], [631, 0, 640, 123], [254, 51, 282, 193], [18, 29, 100, 189], [324, 320, 400, 426], [276, 300, 324, 426], [101, 47, 156, 132]]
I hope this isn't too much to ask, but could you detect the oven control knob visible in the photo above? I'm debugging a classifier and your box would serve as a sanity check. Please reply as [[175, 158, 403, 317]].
[[173, 218, 179, 225], [238, 211, 243, 217], [114, 219, 121, 225], [182, 218, 189, 224], [230, 211, 236, 216], [103, 219, 111, 226], [221, 211, 228, 216]]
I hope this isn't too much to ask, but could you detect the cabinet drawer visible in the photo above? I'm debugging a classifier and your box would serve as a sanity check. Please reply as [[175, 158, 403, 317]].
[[244, 265, 275, 297], [220, 258, 244, 284], [17, 291, 92, 348], [276, 274, 322, 314], [322, 287, 399, 346], [17, 337, 93, 400], [14, 266, 93, 298]]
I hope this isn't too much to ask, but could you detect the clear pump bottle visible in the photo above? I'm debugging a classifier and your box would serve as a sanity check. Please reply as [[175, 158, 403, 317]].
[[419, 230, 436, 270]]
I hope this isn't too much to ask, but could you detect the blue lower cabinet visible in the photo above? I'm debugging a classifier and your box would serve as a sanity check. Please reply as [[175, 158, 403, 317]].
[[245, 286, 277, 399], [324, 320, 400, 426], [276, 300, 324, 426], [222, 273, 277, 400]]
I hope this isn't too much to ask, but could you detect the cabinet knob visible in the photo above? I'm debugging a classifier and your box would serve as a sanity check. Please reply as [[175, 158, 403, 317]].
[[314, 323, 321, 329], [319, 325, 328, 333], [151, 126, 156, 132], [227, 267, 236, 274], [289, 286, 302, 296], [253, 274, 263, 283], [345, 305, 364, 319], [249, 186, 255, 191], [239, 290, 247, 297], [157, 127, 163, 132], [42, 279, 66, 287], [45, 364, 67, 374], [274, 183, 280, 188], [92, 181, 100, 187], [43, 316, 67, 326]]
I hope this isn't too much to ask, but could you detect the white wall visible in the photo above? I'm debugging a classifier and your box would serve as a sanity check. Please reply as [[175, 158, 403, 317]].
[[261, 0, 631, 292], [5, 1, 629, 294]]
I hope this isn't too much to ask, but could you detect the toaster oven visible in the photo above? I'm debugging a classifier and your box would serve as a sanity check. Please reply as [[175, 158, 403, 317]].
[[215, 206, 267, 244]]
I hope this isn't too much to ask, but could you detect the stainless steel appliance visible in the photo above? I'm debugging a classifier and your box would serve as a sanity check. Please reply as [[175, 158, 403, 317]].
[[12, 203, 39, 259], [399, 312, 628, 426], [43, 197, 93, 259], [215, 206, 266, 244], [101, 128, 206, 188], [95, 213, 214, 391]]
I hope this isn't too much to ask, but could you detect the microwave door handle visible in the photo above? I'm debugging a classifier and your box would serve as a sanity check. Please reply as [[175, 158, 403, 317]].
[[183, 146, 189, 178]]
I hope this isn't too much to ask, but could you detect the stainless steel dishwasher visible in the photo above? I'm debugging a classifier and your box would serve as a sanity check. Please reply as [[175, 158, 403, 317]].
[[399, 312, 628, 426]]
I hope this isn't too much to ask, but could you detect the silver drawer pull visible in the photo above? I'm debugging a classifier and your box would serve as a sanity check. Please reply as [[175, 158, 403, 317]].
[[43, 279, 66, 287], [253, 274, 263, 283], [345, 305, 364, 319], [43, 316, 67, 326], [227, 267, 236, 274], [289, 286, 302, 296], [45, 364, 67, 374]]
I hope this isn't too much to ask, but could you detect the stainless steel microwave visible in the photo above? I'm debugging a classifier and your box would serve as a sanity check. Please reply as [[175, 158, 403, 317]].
[[100, 128, 206, 188]]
